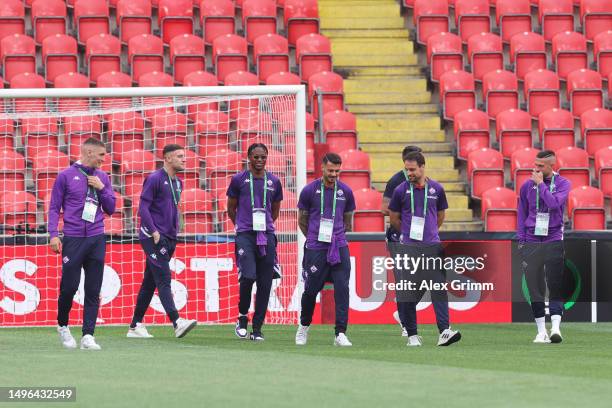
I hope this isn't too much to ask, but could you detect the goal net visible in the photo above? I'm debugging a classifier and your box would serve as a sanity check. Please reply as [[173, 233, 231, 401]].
[[0, 85, 306, 327]]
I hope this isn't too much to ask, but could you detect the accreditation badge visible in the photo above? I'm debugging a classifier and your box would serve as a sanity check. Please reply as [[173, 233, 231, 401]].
[[318, 218, 334, 243], [81, 198, 98, 223], [534, 212, 550, 236], [409, 216, 425, 241], [252, 208, 266, 231]]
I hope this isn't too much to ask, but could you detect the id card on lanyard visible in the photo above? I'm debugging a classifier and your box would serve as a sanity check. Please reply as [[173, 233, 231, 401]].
[[250, 172, 267, 232], [534, 175, 555, 236], [404, 171, 428, 241], [78, 168, 99, 223], [318, 179, 336, 243]]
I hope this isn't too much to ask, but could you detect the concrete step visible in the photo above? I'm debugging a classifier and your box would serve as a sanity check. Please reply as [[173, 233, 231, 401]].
[[320, 17, 406, 30], [445, 195, 470, 208], [322, 29, 410, 39], [319, 4, 400, 18], [357, 116, 441, 131], [336, 66, 424, 77], [360, 142, 453, 154], [334, 53, 418, 67], [372, 169, 461, 182], [440, 221, 483, 232], [370, 155, 455, 169], [346, 92, 431, 105], [332, 40, 414, 55], [344, 78, 426, 93], [373, 181, 466, 193], [348, 104, 439, 114], [358, 130, 446, 143], [440, 209, 475, 222]]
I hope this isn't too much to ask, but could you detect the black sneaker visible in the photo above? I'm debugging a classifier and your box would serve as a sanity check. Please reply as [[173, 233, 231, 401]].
[[235, 316, 248, 339], [250, 331, 265, 341]]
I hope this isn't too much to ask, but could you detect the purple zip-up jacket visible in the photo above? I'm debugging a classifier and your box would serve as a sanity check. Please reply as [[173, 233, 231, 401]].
[[48, 162, 116, 238], [517, 173, 571, 243], [138, 168, 183, 240]]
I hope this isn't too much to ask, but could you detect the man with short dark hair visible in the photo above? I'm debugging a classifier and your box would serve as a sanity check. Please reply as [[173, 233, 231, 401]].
[[295, 153, 356, 347], [127, 144, 197, 339], [517, 150, 571, 344], [382, 145, 422, 337], [49, 137, 116, 350], [388, 151, 461, 347]]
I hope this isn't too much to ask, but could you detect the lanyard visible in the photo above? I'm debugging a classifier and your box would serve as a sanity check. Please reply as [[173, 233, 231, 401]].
[[167, 173, 180, 207], [77, 168, 98, 202], [409, 182, 429, 217], [320, 179, 337, 218], [536, 174, 555, 212], [249, 171, 267, 209]]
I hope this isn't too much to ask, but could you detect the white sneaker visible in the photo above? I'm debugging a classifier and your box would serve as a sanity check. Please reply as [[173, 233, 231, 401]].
[[80, 334, 101, 350], [295, 324, 309, 345], [533, 331, 551, 344], [549, 329, 563, 344], [334, 333, 352, 347], [437, 328, 461, 346], [57, 326, 76, 349], [393, 311, 408, 337], [407, 335, 423, 347], [174, 318, 197, 338], [127, 323, 154, 338]]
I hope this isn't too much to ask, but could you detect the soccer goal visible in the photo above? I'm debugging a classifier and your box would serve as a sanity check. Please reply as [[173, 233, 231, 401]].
[[0, 84, 307, 327]]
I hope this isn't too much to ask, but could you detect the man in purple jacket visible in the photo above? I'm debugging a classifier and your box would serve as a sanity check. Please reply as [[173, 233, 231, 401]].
[[127, 144, 197, 340], [295, 153, 355, 347], [227, 143, 283, 341], [517, 150, 571, 344], [48, 138, 116, 350]]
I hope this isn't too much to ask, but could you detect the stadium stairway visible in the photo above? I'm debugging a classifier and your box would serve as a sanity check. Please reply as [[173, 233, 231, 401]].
[[318, 0, 481, 231]]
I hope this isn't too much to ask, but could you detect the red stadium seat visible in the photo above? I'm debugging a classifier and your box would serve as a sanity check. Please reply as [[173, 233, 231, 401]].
[[170, 34, 205, 84], [179, 150, 203, 190], [274, 110, 315, 153], [414, 0, 450, 46], [200, 0, 236, 45], [0, 191, 37, 232], [323, 110, 357, 152], [568, 186, 606, 229], [32, 150, 70, 199], [338, 149, 371, 190], [128, 34, 164, 82], [152, 112, 189, 157], [138, 71, 175, 119], [524, 69, 560, 118], [284, 0, 320, 46], [42, 34, 78, 83], [557, 146, 590, 188], [194, 109, 231, 157], [254, 34, 289, 82], [539, 0, 574, 42], [567, 69, 604, 117], [236, 109, 274, 151], [496, 0, 532, 43], [1, 34, 36, 82], [467, 147, 504, 199], [538, 108, 576, 151], [32, 0, 67, 45], [580, 0, 612, 42], [243, 0, 277, 45], [595, 146, 612, 197], [0, 116, 15, 150], [10, 72, 46, 113], [180, 188, 214, 234], [121, 149, 157, 199], [440, 70, 476, 120], [581, 108, 612, 157], [481, 187, 518, 231], [296, 33, 332, 83], [0, 149, 26, 192], [212, 34, 248, 83], [510, 32, 547, 80], [482, 70, 519, 118], [266, 70, 301, 113], [85, 34, 121, 84], [427, 32, 463, 82], [455, 0, 491, 42], [74, 0, 110, 45], [116, 0, 152, 44], [552, 31, 588, 80], [308, 71, 344, 119], [496, 109, 533, 159], [353, 188, 384, 232], [108, 111, 145, 162], [467, 32, 504, 82], [454, 108, 490, 160], [0, 0, 25, 41], [64, 114, 102, 160], [54, 72, 90, 111], [184, 71, 219, 119], [97, 71, 132, 111], [205, 148, 244, 198], [158, 0, 194, 44], [594, 31, 612, 78], [225, 71, 260, 119], [511, 147, 540, 191], [22, 116, 59, 159]]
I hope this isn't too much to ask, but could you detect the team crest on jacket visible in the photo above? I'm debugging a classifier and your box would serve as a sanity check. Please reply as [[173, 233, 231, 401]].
[[429, 187, 436, 194]]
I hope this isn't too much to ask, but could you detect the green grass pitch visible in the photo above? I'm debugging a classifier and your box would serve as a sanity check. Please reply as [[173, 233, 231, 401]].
[[1, 323, 611, 407]]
